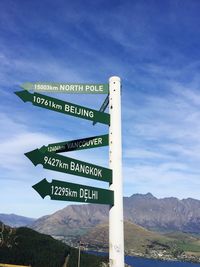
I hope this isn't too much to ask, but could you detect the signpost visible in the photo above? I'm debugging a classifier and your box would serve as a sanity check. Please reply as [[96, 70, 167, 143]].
[[15, 90, 110, 125], [25, 149, 112, 183], [39, 134, 109, 153], [21, 82, 109, 94], [33, 178, 114, 205], [15, 77, 125, 267]]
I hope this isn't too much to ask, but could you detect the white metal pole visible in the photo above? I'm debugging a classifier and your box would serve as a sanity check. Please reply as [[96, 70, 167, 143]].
[[109, 76, 124, 267]]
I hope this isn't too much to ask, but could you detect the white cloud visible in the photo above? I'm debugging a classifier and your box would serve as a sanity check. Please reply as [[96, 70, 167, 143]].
[[0, 132, 57, 173], [0, 51, 84, 88], [122, 74, 200, 200], [124, 148, 171, 160], [123, 161, 200, 200], [0, 112, 57, 173]]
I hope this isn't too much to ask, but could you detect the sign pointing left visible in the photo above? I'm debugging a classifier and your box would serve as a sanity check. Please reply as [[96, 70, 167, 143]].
[[21, 82, 109, 94], [15, 90, 110, 125], [33, 178, 114, 205], [40, 134, 109, 153], [25, 149, 112, 183]]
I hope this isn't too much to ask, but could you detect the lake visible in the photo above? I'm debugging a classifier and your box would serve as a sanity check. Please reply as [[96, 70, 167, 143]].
[[125, 255, 200, 267], [87, 251, 200, 267]]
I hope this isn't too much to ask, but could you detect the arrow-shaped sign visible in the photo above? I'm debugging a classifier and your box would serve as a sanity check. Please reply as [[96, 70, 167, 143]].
[[25, 149, 112, 183], [15, 90, 110, 125], [21, 82, 109, 94], [33, 178, 114, 205], [40, 134, 109, 153]]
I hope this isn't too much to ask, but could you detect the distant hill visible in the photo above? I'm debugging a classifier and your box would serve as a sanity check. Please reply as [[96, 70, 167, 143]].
[[78, 221, 200, 262], [31, 193, 200, 237], [0, 222, 106, 267], [0, 213, 36, 227], [31, 204, 108, 239], [79, 221, 168, 252]]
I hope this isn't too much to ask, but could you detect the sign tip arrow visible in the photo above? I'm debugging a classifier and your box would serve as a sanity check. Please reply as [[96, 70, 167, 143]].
[[32, 178, 50, 199], [14, 90, 31, 102], [20, 82, 33, 90], [24, 149, 41, 166]]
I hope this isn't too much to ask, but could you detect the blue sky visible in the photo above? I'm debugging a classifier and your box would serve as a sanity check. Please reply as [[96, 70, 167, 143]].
[[1, 0, 200, 218]]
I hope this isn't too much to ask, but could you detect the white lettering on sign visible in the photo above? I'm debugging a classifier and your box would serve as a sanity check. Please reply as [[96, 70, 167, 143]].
[[85, 85, 103, 92], [59, 84, 84, 92], [66, 137, 103, 150], [34, 84, 59, 91], [47, 145, 65, 152], [79, 188, 98, 202], [51, 186, 78, 197], [65, 104, 94, 118], [70, 161, 102, 178], [33, 96, 62, 110], [44, 156, 69, 170]]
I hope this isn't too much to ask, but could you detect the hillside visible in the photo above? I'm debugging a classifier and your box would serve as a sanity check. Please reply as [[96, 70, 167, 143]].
[[0, 214, 36, 227], [78, 221, 167, 252], [31, 204, 108, 239], [78, 221, 200, 262], [31, 193, 200, 238], [0, 222, 106, 267]]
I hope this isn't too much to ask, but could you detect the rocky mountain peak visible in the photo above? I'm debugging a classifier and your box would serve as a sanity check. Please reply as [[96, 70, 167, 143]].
[[29, 193, 200, 237]]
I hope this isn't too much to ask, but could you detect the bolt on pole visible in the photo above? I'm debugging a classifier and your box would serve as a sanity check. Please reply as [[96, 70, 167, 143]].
[[109, 76, 124, 267]]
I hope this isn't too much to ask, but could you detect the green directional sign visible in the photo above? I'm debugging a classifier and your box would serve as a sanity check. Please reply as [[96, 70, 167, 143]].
[[33, 178, 114, 205], [40, 134, 109, 153], [21, 82, 109, 94], [25, 149, 112, 183], [15, 90, 110, 125]]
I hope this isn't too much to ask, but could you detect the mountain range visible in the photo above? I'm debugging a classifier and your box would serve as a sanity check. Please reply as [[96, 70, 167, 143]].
[[2, 193, 200, 236], [2, 193, 200, 263], [30, 193, 200, 238]]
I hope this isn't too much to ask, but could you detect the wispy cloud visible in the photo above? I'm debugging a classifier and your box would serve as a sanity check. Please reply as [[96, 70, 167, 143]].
[[122, 66, 200, 200], [1, 0, 200, 217], [0, 111, 56, 174]]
